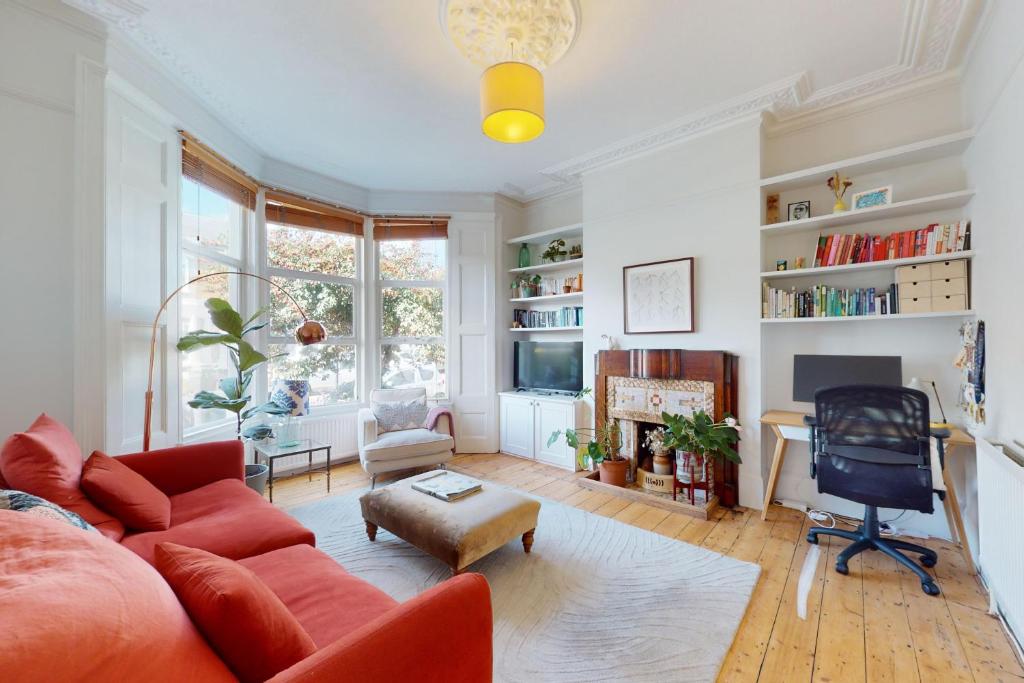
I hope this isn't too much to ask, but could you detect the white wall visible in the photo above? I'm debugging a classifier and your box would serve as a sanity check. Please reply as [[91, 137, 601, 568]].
[[0, 0, 104, 444], [581, 118, 764, 507], [963, 0, 1024, 446]]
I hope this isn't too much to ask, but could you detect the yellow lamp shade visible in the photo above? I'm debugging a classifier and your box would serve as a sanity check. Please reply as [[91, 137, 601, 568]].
[[480, 61, 545, 143]]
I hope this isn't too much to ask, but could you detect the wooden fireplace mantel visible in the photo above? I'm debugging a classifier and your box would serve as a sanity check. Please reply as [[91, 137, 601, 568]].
[[595, 349, 740, 507]]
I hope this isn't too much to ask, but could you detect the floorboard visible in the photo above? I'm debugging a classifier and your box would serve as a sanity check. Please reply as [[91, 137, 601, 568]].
[[266, 452, 1023, 682]]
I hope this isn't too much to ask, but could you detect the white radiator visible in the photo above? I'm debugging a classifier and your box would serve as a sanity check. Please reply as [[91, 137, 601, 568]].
[[266, 412, 359, 475], [977, 437, 1024, 646]]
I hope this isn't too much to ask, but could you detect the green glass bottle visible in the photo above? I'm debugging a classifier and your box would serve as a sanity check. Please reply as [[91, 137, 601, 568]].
[[518, 243, 531, 268]]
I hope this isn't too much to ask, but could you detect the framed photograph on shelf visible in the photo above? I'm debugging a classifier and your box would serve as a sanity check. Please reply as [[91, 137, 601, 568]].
[[851, 185, 893, 210], [622, 257, 694, 334], [787, 201, 811, 221]]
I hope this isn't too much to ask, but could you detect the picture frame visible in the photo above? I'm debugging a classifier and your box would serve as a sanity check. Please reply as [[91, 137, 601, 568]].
[[787, 201, 811, 221], [622, 257, 694, 334], [851, 185, 893, 210]]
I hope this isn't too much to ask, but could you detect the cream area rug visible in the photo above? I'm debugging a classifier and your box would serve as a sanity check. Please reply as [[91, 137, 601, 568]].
[[290, 489, 760, 683]]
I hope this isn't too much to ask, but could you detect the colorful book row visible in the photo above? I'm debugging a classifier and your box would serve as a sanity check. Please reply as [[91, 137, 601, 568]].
[[512, 307, 583, 329], [813, 221, 971, 268], [763, 283, 901, 319]]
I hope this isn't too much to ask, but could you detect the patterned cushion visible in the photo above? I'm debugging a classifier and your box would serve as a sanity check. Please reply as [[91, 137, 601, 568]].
[[0, 489, 98, 533], [371, 398, 429, 434]]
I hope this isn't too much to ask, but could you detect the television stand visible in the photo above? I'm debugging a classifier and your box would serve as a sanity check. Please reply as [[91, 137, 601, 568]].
[[499, 390, 585, 471]]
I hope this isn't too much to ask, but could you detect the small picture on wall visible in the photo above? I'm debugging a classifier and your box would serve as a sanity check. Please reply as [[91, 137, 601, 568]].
[[851, 186, 893, 210], [622, 257, 695, 334], [788, 201, 811, 221]]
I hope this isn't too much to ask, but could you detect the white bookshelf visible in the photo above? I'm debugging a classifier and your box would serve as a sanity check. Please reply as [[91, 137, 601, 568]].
[[760, 310, 975, 324], [505, 223, 583, 245], [509, 258, 584, 274], [509, 291, 583, 304], [509, 326, 584, 332], [760, 250, 975, 280]]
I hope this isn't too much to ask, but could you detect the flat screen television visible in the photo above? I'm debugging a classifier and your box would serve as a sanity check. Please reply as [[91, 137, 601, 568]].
[[514, 342, 583, 393], [792, 354, 902, 402]]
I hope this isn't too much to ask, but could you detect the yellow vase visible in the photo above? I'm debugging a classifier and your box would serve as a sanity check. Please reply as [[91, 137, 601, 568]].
[[833, 198, 846, 213]]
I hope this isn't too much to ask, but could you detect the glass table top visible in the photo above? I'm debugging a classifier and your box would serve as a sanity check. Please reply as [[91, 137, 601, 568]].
[[254, 439, 329, 458]]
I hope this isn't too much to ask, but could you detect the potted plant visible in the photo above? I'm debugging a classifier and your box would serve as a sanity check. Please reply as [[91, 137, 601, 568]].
[[661, 410, 741, 485], [643, 426, 672, 474], [523, 274, 542, 297], [510, 279, 523, 299], [541, 238, 567, 263], [548, 419, 628, 486], [569, 244, 582, 260], [177, 298, 291, 493]]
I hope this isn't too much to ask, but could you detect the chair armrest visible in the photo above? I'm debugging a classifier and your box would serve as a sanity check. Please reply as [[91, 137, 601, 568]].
[[115, 441, 244, 496], [431, 412, 453, 438], [269, 573, 492, 683], [804, 416, 818, 478], [357, 409, 378, 451]]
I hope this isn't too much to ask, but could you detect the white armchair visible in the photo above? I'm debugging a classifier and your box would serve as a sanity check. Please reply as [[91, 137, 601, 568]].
[[358, 387, 454, 487]]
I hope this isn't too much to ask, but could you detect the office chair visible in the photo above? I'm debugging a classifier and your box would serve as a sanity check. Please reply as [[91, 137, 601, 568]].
[[804, 384, 949, 596]]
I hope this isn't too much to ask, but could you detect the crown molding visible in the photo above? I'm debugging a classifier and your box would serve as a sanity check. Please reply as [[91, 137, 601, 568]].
[[531, 0, 980, 200]]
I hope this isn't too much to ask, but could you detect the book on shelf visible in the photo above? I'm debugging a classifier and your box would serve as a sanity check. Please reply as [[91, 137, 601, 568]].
[[410, 471, 482, 502], [512, 306, 583, 329], [811, 221, 970, 268], [762, 281, 902, 319]]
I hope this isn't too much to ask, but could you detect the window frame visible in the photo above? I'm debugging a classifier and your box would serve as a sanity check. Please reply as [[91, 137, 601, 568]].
[[374, 238, 449, 400], [263, 221, 364, 411], [179, 177, 250, 439]]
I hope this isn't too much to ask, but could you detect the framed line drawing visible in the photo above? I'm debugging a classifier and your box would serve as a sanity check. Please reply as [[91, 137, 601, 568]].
[[622, 257, 695, 334]]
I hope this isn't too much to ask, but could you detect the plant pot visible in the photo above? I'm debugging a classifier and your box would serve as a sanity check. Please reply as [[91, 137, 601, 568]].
[[245, 463, 269, 495], [675, 450, 707, 484], [562, 286, 573, 294], [598, 459, 628, 487], [652, 450, 673, 475]]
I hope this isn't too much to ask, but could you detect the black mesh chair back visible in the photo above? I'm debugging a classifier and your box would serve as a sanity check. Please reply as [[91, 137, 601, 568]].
[[814, 384, 930, 455], [812, 384, 933, 513]]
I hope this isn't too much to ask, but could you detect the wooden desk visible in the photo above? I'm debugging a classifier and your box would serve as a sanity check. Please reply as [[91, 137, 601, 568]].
[[760, 409, 976, 574]]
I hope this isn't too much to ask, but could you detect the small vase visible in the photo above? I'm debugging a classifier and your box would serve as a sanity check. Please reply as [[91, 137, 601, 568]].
[[652, 449, 673, 475], [832, 199, 846, 213], [518, 243, 531, 268]]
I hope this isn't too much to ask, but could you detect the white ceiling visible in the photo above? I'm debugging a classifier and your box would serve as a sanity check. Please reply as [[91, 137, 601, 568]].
[[76, 0, 976, 198]]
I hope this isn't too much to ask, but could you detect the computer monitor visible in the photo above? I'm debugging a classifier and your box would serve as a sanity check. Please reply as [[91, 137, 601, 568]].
[[792, 354, 902, 402]]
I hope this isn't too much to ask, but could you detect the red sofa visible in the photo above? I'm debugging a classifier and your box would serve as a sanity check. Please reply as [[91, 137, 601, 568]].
[[0, 418, 493, 682]]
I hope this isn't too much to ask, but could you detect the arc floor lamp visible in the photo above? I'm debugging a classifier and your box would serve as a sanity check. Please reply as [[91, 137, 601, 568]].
[[143, 271, 326, 451]]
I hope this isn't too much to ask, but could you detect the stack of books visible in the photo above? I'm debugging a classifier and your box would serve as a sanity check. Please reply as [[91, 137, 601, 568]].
[[813, 221, 970, 267], [513, 306, 583, 328], [763, 282, 899, 319]]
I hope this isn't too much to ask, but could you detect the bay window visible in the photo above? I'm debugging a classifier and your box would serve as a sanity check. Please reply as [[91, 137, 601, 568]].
[[264, 196, 363, 408], [374, 218, 449, 399]]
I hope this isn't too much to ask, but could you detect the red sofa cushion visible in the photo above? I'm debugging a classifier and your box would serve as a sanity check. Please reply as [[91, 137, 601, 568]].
[[0, 511, 234, 682], [240, 543, 399, 648], [120, 479, 315, 565], [156, 542, 317, 683], [80, 451, 171, 531], [0, 414, 125, 541]]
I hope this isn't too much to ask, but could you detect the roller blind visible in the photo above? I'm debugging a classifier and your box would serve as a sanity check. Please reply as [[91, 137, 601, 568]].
[[372, 217, 449, 241], [180, 133, 257, 210], [265, 190, 364, 236]]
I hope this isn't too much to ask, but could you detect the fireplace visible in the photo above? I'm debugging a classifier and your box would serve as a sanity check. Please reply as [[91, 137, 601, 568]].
[[594, 349, 739, 509]]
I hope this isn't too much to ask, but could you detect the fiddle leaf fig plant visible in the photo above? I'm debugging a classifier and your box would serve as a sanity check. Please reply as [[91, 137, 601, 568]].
[[177, 298, 290, 437]]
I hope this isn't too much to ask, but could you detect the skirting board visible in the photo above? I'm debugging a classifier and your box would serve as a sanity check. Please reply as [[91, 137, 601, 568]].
[[578, 472, 718, 520]]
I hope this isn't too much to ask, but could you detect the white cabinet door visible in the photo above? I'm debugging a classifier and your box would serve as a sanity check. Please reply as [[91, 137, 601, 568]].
[[534, 399, 576, 469], [500, 395, 535, 458]]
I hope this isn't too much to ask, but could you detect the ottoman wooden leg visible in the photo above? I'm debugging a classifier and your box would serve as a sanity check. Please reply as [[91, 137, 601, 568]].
[[365, 520, 378, 541], [451, 566, 464, 577], [522, 529, 535, 554]]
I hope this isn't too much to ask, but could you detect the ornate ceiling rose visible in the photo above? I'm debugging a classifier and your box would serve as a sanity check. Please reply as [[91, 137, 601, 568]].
[[440, 0, 581, 71]]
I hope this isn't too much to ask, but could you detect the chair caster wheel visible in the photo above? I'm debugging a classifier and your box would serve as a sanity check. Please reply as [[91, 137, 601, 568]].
[[920, 555, 937, 568], [835, 563, 848, 575], [806, 533, 818, 545], [921, 581, 941, 596]]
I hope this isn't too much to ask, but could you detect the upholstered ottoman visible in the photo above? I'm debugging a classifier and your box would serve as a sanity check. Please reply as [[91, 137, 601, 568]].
[[359, 472, 541, 575]]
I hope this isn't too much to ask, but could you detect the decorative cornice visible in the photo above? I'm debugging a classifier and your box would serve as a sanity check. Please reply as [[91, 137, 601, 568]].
[[533, 0, 978, 195]]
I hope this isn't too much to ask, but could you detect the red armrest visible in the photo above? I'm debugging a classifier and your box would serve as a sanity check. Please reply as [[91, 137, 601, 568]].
[[115, 441, 244, 496], [270, 573, 492, 683]]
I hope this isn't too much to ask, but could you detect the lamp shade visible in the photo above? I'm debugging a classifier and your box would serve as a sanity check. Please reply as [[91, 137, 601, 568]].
[[270, 380, 311, 417], [480, 61, 544, 143]]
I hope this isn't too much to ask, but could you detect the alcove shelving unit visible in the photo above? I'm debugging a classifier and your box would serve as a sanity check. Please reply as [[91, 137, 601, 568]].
[[759, 129, 977, 324], [507, 222, 585, 335]]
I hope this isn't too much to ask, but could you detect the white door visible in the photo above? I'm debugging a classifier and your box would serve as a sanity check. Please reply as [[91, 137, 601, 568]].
[[104, 87, 180, 453], [534, 399, 576, 469], [447, 214, 497, 453], [500, 395, 534, 458]]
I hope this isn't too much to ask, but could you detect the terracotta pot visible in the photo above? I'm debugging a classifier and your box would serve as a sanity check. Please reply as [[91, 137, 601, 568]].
[[563, 286, 573, 293], [599, 458, 628, 487]]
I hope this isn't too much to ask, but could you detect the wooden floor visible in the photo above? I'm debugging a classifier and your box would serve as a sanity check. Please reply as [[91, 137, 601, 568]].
[[267, 452, 1024, 683]]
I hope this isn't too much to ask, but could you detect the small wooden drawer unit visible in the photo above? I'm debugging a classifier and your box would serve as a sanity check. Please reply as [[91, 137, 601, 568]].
[[896, 258, 969, 314]]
